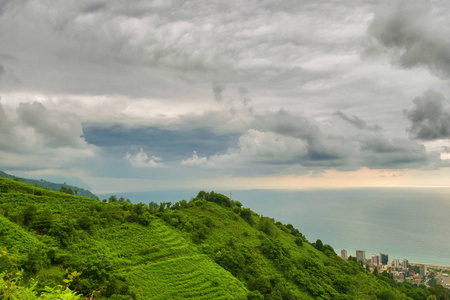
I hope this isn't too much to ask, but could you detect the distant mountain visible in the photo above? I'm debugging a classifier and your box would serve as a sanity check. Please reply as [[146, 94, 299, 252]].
[[0, 170, 98, 199]]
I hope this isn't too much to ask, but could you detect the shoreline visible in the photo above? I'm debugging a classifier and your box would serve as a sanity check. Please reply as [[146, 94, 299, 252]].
[[409, 262, 450, 270]]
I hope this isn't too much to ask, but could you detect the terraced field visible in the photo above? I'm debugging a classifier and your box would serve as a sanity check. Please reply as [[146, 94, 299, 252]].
[[94, 219, 193, 263], [122, 255, 247, 299], [95, 217, 247, 298]]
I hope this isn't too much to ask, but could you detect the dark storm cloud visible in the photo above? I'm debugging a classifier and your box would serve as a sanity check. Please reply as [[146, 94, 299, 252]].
[[212, 82, 224, 103], [16, 101, 88, 148], [366, 1, 450, 78], [0, 101, 16, 150], [250, 110, 349, 167], [0, 0, 363, 98], [0, 62, 21, 85], [404, 89, 450, 140], [0, 64, 4, 80], [239, 87, 251, 106], [0, 100, 95, 170], [334, 111, 381, 131], [359, 135, 434, 169], [0, 53, 17, 61], [228, 109, 438, 171], [0, 0, 12, 15], [80, 1, 108, 14], [83, 124, 240, 161]]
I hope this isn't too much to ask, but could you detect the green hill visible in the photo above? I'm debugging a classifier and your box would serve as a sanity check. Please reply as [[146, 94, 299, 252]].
[[0, 177, 447, 299], [0, 170, 98, 199]]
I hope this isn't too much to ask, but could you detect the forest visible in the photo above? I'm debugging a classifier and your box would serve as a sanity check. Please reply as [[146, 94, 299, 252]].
[[0, 176, 448, 299]]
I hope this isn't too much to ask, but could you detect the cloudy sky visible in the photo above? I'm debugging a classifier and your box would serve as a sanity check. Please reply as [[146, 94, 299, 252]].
[[1, 0, 450, 194]]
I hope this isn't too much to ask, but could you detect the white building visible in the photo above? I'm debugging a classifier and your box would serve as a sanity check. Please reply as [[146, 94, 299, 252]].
[[341, 249, 348, 260], [402, 259, 409, 270], [372, 254, 380, 266], [420, 264, 427, 277], [356, 250, 366, 262], [394, 258, 400, 269]]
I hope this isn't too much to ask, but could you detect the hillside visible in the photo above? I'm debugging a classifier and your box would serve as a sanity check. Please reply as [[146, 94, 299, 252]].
[[0, 177, 447, 299], [0, 170, 98, 199]]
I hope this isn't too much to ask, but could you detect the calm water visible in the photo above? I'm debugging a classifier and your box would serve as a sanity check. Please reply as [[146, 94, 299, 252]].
[[101, 188, 450, 266]]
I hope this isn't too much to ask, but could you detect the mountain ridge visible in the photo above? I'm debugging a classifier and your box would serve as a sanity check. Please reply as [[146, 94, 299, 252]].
[[0, 169, 98, 199]]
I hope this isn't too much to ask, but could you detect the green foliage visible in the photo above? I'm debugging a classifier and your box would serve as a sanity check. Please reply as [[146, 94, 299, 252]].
[[429, 276, 437, 288], [195, 190, 232, 208], [294, 237, 303, 247], [22, 204, 37, 226], [0, 170, 97, 199], [312, 239, 324, 251], [59, 187, 73, 195], [0, 179, 439, 300], [0, 249, 82, 299], [428, 284, 449, 300], [240, 208, 254, 226], [258, 217, 278, 237]]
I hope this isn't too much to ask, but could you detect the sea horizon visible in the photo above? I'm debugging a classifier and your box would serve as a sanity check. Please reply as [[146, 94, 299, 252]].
[[99, 187, 450, 267]]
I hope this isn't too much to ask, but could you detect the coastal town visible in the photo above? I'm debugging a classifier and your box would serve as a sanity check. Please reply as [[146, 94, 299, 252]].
[[340, 249, 450, 289]]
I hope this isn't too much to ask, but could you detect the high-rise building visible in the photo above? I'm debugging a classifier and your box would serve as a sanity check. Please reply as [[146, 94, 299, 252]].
[[356, 250, 366, 262], [420, 264, 427, 277], [380, 253, 389, 265], [372, 255, 380, 266], [394, 258, 400, 269], [402, 259, 409, 270], [341, 249, 348, 260]]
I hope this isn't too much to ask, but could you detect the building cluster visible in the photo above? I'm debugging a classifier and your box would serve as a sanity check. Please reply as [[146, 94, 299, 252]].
[[340, 249, 429, 284]]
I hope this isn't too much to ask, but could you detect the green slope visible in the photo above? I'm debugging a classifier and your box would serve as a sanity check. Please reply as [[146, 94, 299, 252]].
[[0, 169, 97, 199], [0, 177, 445, 299]]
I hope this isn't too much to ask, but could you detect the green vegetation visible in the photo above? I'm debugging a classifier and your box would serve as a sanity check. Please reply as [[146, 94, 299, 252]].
[[0, 170, 97, 199], [0, 177, 448, 299]]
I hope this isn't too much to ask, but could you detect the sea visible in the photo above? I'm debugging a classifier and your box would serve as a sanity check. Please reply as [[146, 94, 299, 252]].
[[99, 188, 450, 266]]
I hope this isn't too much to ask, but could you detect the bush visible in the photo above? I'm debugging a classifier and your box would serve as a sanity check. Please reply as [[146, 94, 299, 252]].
[[240, 208, 254, 226], [247, 290, 264, 299], [258, 217, 278, 237]]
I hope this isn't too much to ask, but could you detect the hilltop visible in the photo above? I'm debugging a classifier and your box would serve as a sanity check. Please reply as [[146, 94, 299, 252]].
[[0, 177, 447, 299]]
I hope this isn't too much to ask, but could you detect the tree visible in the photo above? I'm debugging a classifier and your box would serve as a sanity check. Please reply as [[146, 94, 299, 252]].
[[148, 202, 159, 213], [429, 276, 438, 288], [428, 284, 449, 300], [32, 209, 54, 233], [77, 214, 93, 231], [379, 290, 396, 300], [59, 187, 73, 195], [314, 239, 324, 252], [22, 204, 37, 226], [240, 208, 254, 225], [294, 237, 303, 247]]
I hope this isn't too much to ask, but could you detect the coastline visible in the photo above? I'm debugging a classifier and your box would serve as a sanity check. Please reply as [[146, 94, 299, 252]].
[[409, 262, 450, 270]]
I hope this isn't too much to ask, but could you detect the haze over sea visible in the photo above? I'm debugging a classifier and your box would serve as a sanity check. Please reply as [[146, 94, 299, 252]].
[[100, 188, 450, 266]]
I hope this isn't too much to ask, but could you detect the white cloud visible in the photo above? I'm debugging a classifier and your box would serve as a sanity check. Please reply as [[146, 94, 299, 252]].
[[181, 150, 209, 167], [125, 148, 163, 168], [208, 129, 309, 168]]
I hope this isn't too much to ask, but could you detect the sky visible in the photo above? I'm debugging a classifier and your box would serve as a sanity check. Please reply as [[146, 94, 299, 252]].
[[2, 0, 450, 194]]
